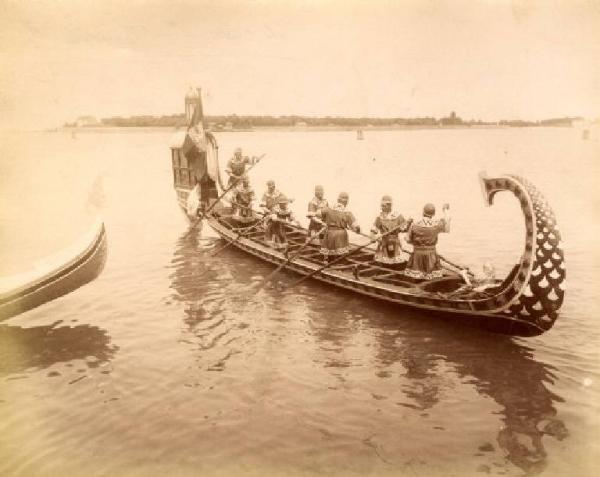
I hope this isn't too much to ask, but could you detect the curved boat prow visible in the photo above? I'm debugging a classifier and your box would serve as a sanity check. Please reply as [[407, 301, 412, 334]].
[[478, 172, 566, 334], [0, 218, 108, 320]]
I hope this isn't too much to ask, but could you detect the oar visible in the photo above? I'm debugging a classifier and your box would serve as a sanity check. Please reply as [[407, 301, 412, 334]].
[[211, 215, 268, 256], [283, 222, 407, 291], [191, 153, 266, 227], [439, 254, 475, 279], [357, 218, 413, 250], [228, 203, 310, 234], [254, 225, 327, 291], [369, 219, 467, 275]]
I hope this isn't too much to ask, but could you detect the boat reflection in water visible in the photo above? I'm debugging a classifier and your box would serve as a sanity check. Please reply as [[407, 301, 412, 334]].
[[167, 228, 226, 328], [167, 228, 272, 374], [168, 227, 567, 475], [306, 294, 568, 475], [0, 321, 117, 377]]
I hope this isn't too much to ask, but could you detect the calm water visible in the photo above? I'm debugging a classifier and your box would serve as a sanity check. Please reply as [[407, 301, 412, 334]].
[[0, 127, 599, 476]]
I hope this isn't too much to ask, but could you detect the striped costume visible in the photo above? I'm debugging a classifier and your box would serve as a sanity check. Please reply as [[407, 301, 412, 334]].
[[307, 196, 329, 237], [371, 212, 410, 265], [319, 204, 359, 256], [404, 217, 450, 280], [267, 205, 296, 250]]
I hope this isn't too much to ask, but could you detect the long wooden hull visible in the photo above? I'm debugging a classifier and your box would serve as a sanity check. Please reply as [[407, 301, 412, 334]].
[[173, 92, 565, 336], [0, 219, 108, 320], [175, 172, 566, 336]]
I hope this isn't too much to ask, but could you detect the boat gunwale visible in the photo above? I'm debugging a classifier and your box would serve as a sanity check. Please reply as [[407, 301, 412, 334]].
[[206, 214, 531, 322], [206, 216, 545, 334]]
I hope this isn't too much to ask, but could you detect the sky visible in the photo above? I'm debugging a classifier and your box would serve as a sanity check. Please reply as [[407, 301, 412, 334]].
[[1, 0, 599, 129]]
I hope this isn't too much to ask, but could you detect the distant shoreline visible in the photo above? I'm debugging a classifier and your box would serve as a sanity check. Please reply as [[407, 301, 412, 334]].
[[54, 124, 576, 133]]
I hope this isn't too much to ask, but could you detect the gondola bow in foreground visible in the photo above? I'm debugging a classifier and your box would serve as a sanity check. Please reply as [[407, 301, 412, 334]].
[[0, 219, 107, 320]]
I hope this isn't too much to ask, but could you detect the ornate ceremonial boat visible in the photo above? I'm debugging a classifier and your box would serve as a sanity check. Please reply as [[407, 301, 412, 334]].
[[171, 91, 566, 336]]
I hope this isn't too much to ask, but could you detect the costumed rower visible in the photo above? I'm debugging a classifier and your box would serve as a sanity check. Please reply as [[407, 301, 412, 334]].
[[260, 180, 283, 243], [226, 147, 256, 187], [307, 185, 329, 239], [232, 175, 255, 223], [318, 192, 360, 262], [370, 195, 410, 267], [259, 180, 283, 212], [404, 203, 451, 280], [267, 195, 301, 250]]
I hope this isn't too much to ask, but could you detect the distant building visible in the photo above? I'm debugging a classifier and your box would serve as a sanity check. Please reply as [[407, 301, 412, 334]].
[[75, 116, 99, 127], [440, 111, 463, 126], [295, 121, 307, 127]]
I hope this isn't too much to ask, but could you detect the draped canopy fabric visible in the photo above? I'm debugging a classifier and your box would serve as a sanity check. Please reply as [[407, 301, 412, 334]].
[[172, 126, 223, 188]]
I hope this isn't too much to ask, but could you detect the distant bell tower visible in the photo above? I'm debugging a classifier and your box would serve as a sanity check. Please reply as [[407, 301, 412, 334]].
[[185, 87, 201, 123]]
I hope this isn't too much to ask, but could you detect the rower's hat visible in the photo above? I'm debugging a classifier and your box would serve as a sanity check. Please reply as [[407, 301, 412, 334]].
[[338, 191, 349, 200], [267, 179, 275, 186], [423, 203, 436, 217], [235, 147, 242, 154], [278, 194, 289, 204], [381, 195, 392, 204]]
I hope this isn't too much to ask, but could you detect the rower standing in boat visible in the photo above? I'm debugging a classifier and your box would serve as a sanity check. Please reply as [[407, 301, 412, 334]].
[[370, 195, 410, 268], [404, 203, 450, 280], [318, 192, 360, 262], [307, 185, 329, 239], [260, 180, 283, 243], [259, 180, 282, 212], [232, 175, 255, 223], [226, 147, 256, 187], [267, 195, 300, 250]]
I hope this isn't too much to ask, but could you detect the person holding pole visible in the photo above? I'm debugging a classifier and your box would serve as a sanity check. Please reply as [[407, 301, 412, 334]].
[[318, 192, 360, 262], [226, 147, 257, 187], [259, 180, 283, 242], [267, 195, 301, 250], [232, 175, 255, 223], [403, 203, 451, 280], [307, 185, 329, 239], [370, 195, 411, 268]]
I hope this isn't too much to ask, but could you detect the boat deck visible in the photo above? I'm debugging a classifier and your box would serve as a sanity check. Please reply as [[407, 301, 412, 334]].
[[211, 210, 474, 298]]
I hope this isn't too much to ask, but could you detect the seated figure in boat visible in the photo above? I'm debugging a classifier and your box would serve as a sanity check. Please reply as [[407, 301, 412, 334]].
[[318, 192, 360, 261], [404, 203, 450, 280], [370, 195, 411, 268], [446, 262, 500, 299], [267, 195, 300, 250], [232, 175, 255, 223], [462, 261, 496, 290], [307, 185, 329, 239], [226, 147, 256, 187]]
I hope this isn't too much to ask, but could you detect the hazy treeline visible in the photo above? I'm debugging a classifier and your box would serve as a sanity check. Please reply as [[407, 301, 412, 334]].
[[64, 112, 582, 129]]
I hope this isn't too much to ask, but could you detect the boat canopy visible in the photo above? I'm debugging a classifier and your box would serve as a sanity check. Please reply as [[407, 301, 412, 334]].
[[170, 127, 221, 187], [169, 131, 187, 149]]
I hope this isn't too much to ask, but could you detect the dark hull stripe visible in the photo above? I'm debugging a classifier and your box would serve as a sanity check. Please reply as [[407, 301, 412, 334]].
[[0, 225, 107, 318]]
